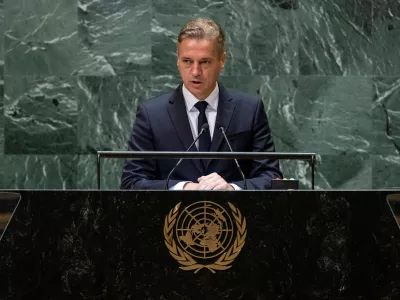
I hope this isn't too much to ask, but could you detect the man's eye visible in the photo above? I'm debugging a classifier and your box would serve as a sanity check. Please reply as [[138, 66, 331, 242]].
[[200, 61, 210, 65], [183, 60, 192, 64]]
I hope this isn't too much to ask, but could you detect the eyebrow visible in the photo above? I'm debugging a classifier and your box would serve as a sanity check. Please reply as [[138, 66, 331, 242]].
[[181, 57, 213, 60]]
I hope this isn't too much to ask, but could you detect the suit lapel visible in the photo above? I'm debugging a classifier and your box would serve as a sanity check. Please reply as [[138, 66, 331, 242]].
[[167, 84, 203, 174], [205, 84, 235, 170]]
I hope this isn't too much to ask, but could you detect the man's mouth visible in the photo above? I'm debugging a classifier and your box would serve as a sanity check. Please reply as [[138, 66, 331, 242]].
[[191, 80, 202, 85]]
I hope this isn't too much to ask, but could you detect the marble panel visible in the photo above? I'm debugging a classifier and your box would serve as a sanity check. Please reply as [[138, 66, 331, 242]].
[[0, 0, 4, 76], [299, 0, 373, 75], [0, 75, 3, 155], [280, 152, 371, 190], [372, 77, 400, 155], [372, 0, 400, 76], [3, 155, 77, 189], [76, 0, 151, 76], [262, 76, 373, 155], [224, 0, 299, 76], [372, 155, 400, 189], [0, 154, 3, 188], [77, 155, 123, 190], [150, 75, 181, 98], [4, 76, 78, 154], [77, 75, 150, 154], [4, 0, 78, 76]]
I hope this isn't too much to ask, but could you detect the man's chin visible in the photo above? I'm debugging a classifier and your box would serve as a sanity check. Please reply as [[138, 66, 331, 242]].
[[186, 85, 206, 97]]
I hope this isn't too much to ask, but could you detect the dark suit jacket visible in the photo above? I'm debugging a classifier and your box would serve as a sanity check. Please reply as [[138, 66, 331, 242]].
[[120, 83, 282, 190]]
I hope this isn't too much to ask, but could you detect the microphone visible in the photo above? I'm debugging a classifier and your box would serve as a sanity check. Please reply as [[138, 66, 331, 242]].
[[219, 126, 247, 190], [164, 123, 210, 190]]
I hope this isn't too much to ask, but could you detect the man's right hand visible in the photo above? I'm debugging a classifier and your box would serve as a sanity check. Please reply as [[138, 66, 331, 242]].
[[183, 182, 199, 190]]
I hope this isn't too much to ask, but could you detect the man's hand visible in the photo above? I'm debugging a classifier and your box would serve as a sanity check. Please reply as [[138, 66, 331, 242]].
[[197, 172, 235, 191], [183, 182, 199, 190]]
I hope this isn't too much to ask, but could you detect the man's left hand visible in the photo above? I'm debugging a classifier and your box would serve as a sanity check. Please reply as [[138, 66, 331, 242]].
[[197, 172, 234, 191]]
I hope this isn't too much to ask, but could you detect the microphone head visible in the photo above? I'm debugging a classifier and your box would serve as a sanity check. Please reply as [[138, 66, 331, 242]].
[[201, 123, 209, 131], [219, 126, 225, 131]]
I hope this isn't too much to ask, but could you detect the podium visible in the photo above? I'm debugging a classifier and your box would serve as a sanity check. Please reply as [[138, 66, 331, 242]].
[[0, 190, 399, 299]]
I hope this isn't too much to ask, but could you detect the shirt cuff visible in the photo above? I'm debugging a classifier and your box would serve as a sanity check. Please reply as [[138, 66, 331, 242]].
[[230, 183, 242, 191], [170, 181, 191, 190]]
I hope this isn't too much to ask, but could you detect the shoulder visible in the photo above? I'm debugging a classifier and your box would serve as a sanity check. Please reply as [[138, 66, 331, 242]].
[[227, 88, 259, 101], [141, 91, 174, 112], [225, 87, 262, 108]]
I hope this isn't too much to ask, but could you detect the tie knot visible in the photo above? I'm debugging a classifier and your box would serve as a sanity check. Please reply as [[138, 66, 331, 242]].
[[194, 101, 208, 113]]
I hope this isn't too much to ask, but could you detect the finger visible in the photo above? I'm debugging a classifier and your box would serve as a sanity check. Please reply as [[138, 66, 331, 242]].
[[198, 176, 213, 186], [199, 173, 227, 189], [198, 179, 218, 190], [198, 173, 216, 182], [198, 179, 212, 190], [198, 183, 212, 190], [205, 180, 221, 190], [203, 176, 225, 187], [211, 181, 233, 190], [206, 174, 221, 183], [197, 180, 208, 190], [205, 178, 222, 189], [198, 175, 212, 183]]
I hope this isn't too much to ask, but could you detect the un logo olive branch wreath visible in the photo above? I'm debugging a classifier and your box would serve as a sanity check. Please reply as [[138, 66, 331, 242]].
[[163, 201, 247, 274]]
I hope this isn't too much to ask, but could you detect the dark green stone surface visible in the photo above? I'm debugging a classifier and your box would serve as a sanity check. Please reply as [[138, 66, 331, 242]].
[[3, 155, 77, 189], [4, 76, 78, 154], [0, 0, 399, 189], [4, 0, 78, 76]]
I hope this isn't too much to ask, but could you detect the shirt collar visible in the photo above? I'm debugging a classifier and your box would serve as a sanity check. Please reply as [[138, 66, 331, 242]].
[[182, 83, 219, 112]]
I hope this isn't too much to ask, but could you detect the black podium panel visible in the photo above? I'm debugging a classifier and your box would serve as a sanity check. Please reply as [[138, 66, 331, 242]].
[[0, 191, 399, 299]]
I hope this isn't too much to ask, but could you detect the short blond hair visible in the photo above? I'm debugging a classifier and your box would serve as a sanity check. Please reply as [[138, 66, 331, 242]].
[[177, 18, 225, 56]]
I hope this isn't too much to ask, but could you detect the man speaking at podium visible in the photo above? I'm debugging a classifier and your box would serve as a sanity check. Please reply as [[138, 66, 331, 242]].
[[121, 18, 282, 190]]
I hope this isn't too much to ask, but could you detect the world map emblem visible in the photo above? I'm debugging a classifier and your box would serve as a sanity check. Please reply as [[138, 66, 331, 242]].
[[163, 201, 247, 273]]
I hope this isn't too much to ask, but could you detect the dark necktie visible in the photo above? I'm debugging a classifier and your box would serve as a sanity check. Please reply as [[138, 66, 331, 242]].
[[194, 101, 212, 153]]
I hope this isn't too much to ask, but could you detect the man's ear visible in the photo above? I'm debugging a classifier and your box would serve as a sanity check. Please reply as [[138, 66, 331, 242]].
[[220, 51, 226, 69]]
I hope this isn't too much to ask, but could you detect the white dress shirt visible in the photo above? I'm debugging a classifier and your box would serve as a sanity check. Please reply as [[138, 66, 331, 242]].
[[170, 83, 240, 191], [182, 83, 219, 148]]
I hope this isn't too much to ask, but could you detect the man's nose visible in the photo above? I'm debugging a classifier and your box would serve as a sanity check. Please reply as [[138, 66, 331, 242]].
[[191, 62, 201, 76]]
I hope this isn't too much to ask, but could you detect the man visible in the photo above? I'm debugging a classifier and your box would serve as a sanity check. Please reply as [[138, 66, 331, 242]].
[[121, 18, 282, 190]]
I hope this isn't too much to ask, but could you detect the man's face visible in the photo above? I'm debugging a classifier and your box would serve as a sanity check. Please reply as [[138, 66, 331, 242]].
[[177, 38, 226, 100]]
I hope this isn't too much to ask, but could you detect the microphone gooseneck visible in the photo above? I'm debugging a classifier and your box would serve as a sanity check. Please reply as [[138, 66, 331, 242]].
[[164, 123, 209, 190], [219, 126, 248, 190]]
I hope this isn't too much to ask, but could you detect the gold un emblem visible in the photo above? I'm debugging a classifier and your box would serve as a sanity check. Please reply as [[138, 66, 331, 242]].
[[164, 201, 247, 273]]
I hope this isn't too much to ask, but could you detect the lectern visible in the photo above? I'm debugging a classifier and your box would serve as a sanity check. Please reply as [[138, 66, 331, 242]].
[[1, 190, 399, 299]]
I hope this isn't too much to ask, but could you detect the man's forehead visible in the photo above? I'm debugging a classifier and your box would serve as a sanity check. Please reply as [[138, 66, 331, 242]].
[[179, 55, 215, 60], [179, 37, 217, 45], [177, 39, 220, 57], [178, 38, 218, 49]]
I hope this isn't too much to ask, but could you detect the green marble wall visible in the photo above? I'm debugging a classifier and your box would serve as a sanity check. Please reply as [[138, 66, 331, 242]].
[[0, 0, 399, 189]]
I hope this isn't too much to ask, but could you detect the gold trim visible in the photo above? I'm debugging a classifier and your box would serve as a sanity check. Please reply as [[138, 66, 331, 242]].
[[164, 201, 246, 274]]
